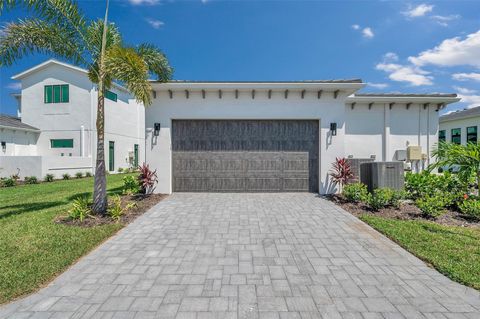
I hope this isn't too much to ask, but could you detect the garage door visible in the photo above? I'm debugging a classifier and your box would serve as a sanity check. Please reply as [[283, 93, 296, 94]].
[[172, 120, 319, 192]]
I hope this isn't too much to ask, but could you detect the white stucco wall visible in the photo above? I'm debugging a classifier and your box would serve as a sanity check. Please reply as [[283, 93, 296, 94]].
[[0, 156, 92, 179], [345, 103, 439, 164], [440, 116, 479, 145], [0, 128, 38, 156], [145, 89, 350, 194]]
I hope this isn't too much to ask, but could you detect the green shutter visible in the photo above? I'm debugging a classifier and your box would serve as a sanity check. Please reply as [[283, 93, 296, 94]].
[[134, 144, 139, 168], [61, 85, 69, 102], [53, 85, 61, 103], [44, 85, 53, 103], [109, 141, 115, 171], [50, 139, 74, 148], [105, 90, 117, 102]]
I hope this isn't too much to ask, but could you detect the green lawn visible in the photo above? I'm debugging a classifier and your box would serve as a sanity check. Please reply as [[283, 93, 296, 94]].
[[361, 215, 480, 290], [0, 174, 131, 304]]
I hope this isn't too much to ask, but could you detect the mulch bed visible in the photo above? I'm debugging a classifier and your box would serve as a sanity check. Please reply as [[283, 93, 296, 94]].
[[328, 195, 480, 228], [56, 193, 168, 227]]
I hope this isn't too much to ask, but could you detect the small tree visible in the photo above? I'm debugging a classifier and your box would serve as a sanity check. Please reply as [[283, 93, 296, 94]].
[[431, 142, 480, 191], [329, 157, 354, 192]]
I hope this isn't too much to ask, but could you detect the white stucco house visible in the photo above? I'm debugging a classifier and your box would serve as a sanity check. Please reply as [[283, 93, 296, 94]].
[[439, 106, 479, 145], [0, 59, 145, 179], [144, 81, 459, 194]]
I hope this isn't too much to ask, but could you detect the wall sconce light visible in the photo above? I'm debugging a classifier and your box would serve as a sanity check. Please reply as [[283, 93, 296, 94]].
[[1, 141, 6, 152], [330, 122, 337, 136], [153, 123, 161, 136]]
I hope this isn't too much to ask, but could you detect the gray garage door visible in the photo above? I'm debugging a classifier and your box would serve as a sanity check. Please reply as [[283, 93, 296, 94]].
[[172, 120, 319, 192]]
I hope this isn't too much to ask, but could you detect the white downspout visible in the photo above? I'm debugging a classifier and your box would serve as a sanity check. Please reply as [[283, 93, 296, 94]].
[[383, 103, 390, 161], [80, 125, 85, 157], [426, 105, 430, 166]]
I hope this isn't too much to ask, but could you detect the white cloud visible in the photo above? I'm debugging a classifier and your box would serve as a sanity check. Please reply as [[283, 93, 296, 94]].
[[403, 4, 434, 18], [367, 82, 389, 89], [457, 93, 480, 108], [376, 62, 433, 86], [5, 82, 21, 90], [431, 14, 460, 27], [128, 0, 160, 5], [351, 24, 360, 30], [453, 86, 477, 95], [362, 27, 374, 39], [409, 30, 480, 67], [146, 18, 164, 29], [383, 52, 399, 62], [452, 72, 480, 82]]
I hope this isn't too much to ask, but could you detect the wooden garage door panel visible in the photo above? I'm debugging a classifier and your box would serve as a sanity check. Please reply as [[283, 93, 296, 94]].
[[172, 120, 318, 192]]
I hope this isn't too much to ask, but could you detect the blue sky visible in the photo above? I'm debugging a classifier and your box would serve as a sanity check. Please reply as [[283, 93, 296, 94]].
[[1, 0, 480, 116]]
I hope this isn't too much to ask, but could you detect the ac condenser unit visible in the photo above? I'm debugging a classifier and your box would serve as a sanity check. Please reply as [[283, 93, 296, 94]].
[[346, 158, 375, 182], [360, 162, 404, 192]]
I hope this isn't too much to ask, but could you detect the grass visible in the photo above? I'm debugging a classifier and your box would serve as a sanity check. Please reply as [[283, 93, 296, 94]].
[[0, 174, 132, 304], [361, 215, 480, 290]]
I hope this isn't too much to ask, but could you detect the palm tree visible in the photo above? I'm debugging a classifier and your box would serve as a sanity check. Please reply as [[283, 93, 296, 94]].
[[0, 0, 172, 214], [431, 142, 480, 191]]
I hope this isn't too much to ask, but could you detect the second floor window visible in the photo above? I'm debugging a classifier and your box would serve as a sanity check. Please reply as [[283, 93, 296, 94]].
[[467, 126, 477, 144], [105, 90, 117, 102], [45, 85, 69, 103], [451, 128, 461, 144], [439, 130, 446, 142]]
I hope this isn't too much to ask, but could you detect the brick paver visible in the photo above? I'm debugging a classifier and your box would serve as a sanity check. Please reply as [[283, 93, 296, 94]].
[[1, 193, 479, 318]]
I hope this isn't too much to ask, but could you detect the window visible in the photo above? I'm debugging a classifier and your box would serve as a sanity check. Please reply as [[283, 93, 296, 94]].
[[51, 139, 73, 148], [44, 84, 69, 103], [451, 128, 461, 144], [439, 130, 446, 142], [105, 90, 117, 102], [467, 126, 477, 144]]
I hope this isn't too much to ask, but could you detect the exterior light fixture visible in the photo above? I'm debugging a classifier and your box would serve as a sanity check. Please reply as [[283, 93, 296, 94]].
[[1, 141, 6, 152], [153, 123, 161, 136], [330, 122, 337, 136]]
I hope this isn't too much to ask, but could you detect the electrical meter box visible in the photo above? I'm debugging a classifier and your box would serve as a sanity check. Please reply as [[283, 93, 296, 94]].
[[407, 146, 422, 161]]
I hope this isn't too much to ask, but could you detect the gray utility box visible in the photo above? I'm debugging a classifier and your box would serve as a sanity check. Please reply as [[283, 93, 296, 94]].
[[360, 161, 404, 192], [346, 158, 374, 182]]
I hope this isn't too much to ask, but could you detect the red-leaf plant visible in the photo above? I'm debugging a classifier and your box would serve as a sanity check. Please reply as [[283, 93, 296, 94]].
[[138, 163, 158, 195], [329, 157, 354, 191]]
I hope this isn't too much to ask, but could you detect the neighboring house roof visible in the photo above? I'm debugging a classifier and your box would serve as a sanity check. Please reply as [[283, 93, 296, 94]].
[[347, 92, 460, 106], [0, 114, 40, 132], [11, 59, 129, 93], [440, 106, 480, 123], [161, 79, 364, 83]]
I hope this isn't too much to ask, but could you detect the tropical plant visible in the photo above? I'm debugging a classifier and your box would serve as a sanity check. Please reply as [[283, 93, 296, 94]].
[[342, 182, 368, 203], [44, 174, 54, 182], [431, 142, 480, 191], [1, 178, 16, 187], [75, 172, 83, 179], [0, 0, 172, 214], [62, 173, 71, 180], [416, 195, 447, 218], [138, 163, 158, 195], [329, 158, 354, 191], [24, 176, 38, 184], [458, 199, 480, 219], [107, 194, 135, 222], [69, 196, 91, 222], [123, 175, 140, 195]]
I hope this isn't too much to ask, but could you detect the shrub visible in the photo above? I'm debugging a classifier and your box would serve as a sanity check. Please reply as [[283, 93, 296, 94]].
[[62, 173, 71, 180], [367, 188, 394, 211], [138, 163, 158, 194], [69, 196, 91, 222], [107, 195, 136, 222], [416, 195, 446, 218], [10, 172, 20, 182], [342, 183, 368, 203], [458, 199, 480, 219], [75, 172, 83, 179], [85, 172, 92, 177], [24, 176, 38, 184], [117, 167, 124, 173], [1, 178, 16, 187], [329, 158, 354, 190], [123, 175, 140, 195], [44, 174, 54, 182]]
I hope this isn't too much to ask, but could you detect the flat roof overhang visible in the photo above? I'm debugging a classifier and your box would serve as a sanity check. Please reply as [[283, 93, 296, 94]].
[[346, 94, 460, 110]]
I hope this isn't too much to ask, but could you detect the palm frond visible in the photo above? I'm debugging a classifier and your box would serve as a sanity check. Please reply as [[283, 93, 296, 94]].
[[104, 46, 152, 106], [0, 18, 83, 66], [135, 43, 173, 82]]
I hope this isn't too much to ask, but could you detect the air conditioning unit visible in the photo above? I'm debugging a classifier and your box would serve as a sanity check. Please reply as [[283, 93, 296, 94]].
[[360, 162, 404, 192], [407, 146, 422, 161], [394, 150, 407, 161], [346, 158, 375, 182]]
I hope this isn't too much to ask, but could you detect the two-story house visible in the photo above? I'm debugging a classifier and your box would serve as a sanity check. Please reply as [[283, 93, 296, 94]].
[[439, 106, 479, 145], [0, 59, 145, 179]]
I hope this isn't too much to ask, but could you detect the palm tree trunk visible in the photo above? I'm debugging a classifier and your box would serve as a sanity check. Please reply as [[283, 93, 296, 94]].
[[92, 93, 107, 214], [92, 0, 110, 215]]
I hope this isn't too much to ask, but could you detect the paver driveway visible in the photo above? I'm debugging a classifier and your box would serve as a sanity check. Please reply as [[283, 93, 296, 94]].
[[1, 193, 479, 319]]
